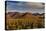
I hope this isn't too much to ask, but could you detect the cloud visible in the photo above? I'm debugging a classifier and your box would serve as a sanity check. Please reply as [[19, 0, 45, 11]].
[[24, 2, 44, 9], [6, 1, 45, 13]]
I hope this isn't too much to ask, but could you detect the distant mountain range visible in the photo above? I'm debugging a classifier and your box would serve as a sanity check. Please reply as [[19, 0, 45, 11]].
[[6, 12, 45, 18]]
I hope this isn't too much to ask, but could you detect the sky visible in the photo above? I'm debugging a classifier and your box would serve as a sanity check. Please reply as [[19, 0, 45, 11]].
[[6, 1, 45, 13]]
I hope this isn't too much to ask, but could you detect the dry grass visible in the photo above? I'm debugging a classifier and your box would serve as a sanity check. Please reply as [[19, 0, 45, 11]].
[[6, 15, 45, 30]]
